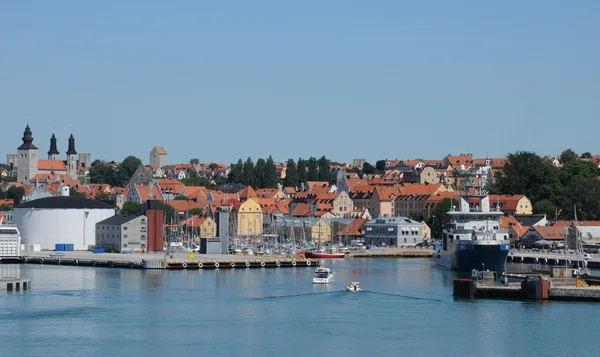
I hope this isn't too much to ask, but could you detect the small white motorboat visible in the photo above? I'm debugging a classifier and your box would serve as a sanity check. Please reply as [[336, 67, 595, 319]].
[[346, 282, 361, 292], [313, 267, 335, 284]]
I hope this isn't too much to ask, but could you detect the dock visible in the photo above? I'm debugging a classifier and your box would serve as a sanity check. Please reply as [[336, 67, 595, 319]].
[[508, 251, 600, 268], [349, 248, 434, 259], [1, 277, 31, 291], [14, 251, 319, 270], [454, 266, 600, 302]]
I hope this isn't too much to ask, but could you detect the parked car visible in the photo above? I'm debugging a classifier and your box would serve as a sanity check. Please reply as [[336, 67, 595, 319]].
[[50, 252, 64, 257]]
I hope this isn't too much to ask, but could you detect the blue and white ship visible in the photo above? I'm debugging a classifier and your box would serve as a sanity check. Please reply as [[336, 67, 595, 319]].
[[434, 175, 510, 272]]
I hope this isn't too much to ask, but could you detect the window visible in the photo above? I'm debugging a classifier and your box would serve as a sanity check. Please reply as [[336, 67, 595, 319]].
[[124, 235, 128, 238], [123, 227, 128, 230]]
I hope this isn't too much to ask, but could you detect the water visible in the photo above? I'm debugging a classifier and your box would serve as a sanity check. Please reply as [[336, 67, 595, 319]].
[[0, 260, 597, 357]]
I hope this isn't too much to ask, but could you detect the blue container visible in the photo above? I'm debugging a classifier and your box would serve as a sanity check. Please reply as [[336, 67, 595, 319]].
[[64, 244, 74, 252], [55, 244, 65, 251], [93, 247, 105, 254], [434, 243, 441, 250]]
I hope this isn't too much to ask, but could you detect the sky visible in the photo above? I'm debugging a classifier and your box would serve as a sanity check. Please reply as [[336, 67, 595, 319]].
[[1, 1, 599, 166]]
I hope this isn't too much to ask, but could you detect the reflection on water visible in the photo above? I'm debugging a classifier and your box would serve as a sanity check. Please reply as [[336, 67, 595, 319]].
[[1, 259, 600, 357]]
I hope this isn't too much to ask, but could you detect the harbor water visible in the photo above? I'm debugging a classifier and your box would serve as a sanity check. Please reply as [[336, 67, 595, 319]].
[[1, 259, 598, 357]]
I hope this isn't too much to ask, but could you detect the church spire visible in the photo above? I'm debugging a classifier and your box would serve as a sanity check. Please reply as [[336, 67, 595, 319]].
[[48, 133, 59, 156], [18, 124, 38, 150], [66, 134, 77, 155]]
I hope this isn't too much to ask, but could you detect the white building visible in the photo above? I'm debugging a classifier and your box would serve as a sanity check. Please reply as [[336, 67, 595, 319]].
[[13, 186, 115, 250], [0, 223, 20, 257], [96, 215, 148, 253]]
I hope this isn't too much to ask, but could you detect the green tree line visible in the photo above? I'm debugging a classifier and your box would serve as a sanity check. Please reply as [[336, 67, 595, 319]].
[[89, 156, 142, 187], [487, 149, 600, 220], [228, 155, 331, 189]]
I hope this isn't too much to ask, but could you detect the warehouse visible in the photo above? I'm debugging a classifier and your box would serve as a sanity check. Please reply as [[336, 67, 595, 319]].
[[95, 215, 148, 253], [13, 186, 115, 250]]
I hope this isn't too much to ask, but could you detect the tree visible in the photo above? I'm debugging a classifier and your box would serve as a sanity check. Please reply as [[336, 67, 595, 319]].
[[190, 158, 200, 165], [362, 162, 376, 175], [189, 207, 203, 216], [5, 186, 25, 206], [254, 158, 266, 188], [426, 198, 454, 238], [559, 160, 600, 187], [376, 160, 386, 173], [159, 202, 177, 223], [91, 159, 103, 167], [228, 159, 244, 183], [581, 152, 593, 159], [118, 156, 143, 179], [0, 204, 12, 211], [95, 193, 111, 201], [297, 158, 308, 188], [317, 156, 331, 182], [495, 151, 563, 204], [307, 157, 319, 181], [533, 199, 557, 220], [559, 149, 579, 165], [283, 159, 298, 188], [173, 195, 188, 200], [69, 190, 86, 197], [263, 156, 278, 188], [409, 211, 424, 222], [560, 177, 600, 220], [121, 201, 141, 216], [242, 157, 255, 187], [209, 163, 219, 170], [181, 177, 213, 187]]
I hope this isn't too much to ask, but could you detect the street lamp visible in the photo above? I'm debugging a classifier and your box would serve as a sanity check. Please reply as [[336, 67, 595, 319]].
[[432, 214, 436, 239]]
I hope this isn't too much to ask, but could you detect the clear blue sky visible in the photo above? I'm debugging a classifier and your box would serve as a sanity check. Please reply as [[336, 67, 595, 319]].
[[1, 1, 599, 165]]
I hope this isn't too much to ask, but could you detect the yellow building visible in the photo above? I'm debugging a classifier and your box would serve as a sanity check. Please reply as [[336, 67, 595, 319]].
[[237, 198, 263, 236], [181, 215, 217, 238], [311, 219, 332, 244], [421, 221, 432, 239], [198, 217, 217, 238]]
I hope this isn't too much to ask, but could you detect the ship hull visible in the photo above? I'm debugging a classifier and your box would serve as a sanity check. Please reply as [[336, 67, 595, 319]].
[[436, 244, 509, 272], [304, 252, 346, 259]]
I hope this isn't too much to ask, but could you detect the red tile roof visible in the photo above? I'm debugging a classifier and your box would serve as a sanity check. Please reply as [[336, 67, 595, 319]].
[[533, 226, 566, 240], [338, 218, 367, 237], [239, 186, 258, 200], [37, 160, 67, 171], [153, 146, 167, 155]]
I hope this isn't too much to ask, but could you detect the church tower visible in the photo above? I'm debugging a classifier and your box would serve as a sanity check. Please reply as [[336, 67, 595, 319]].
[[66, 134, 78, 179], [48, 133, 60, 161], [17, 124, 39, 184]]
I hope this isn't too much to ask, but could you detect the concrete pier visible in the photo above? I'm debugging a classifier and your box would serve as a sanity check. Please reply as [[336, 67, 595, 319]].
[[454, 275, 600, 302], [17, 251, 318, 270], [1, 277, 31, 291], [508, 251, 599, 268]]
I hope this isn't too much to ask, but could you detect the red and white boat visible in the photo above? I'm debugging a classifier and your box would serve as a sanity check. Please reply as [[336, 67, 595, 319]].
[[304, 251, 346, 259]]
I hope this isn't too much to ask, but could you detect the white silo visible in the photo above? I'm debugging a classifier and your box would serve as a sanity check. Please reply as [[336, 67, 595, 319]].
[[60, 185, 70, 197]]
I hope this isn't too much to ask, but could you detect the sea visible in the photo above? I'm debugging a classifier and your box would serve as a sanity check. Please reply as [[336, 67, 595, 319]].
[[0, 259, 597, 357]]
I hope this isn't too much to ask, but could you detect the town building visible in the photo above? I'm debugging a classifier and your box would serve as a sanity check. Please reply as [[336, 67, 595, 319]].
[[13, 125, 90, 184], [150, 146, 168, 168], [95, 215, 148, 253], [364, 216, 423, 247]]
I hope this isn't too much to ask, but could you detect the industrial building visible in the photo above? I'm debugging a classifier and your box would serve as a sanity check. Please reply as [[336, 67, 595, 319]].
[[95, 215, 148, 253], [0, 223, 21, 257], [364, 216, 423, 247], [13, 186, 115, 250]]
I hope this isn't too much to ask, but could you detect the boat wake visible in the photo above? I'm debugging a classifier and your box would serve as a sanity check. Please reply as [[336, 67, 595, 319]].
[[253, 291, 346, 300], [252, 290, 441, 302], [362, 291, 442, 302]]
